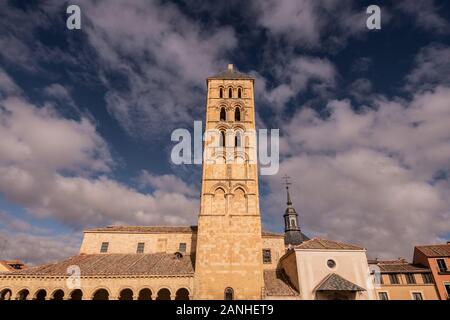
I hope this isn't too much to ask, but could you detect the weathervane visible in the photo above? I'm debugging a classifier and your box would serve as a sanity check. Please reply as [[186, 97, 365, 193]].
[[282, 174, 291, 188]]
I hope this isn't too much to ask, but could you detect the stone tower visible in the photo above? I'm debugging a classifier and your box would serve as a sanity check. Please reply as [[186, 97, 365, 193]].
[[193, 64, 264, 300]]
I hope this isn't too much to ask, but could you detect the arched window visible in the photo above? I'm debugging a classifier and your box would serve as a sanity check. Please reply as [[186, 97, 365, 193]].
[[235, 108, 241, 121], [235, 131, 242, 147], [220, 107, 226, 121], [220, 131, 226, 147], [229, 88, 232, 98], [224, 287, 234, 300], [238, 88, 242, 98], [219, 87, 223, 98]]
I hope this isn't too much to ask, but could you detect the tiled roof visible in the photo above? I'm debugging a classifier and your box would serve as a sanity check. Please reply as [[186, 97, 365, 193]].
[[0, 260, 26, 271], [316, 273, 365, 292], [415, 244, 450, 257], [86, 225, 283, 238], [85, 225, 198, 233], [1, 253, 194, 277], [294, 238, 365, 250], [369, 259, 431, 273], [263, 270, 299, 296], [208, 68, 254, 80]]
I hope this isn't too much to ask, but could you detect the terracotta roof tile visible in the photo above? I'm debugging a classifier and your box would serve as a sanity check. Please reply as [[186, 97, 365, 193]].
[[316, 273, 365, 292], [294, 238, 365, 250], [263, 270, 299, 296], [369, 259, 431, 273], [415, 244, 450, 257], [1, 253, 194, 277]]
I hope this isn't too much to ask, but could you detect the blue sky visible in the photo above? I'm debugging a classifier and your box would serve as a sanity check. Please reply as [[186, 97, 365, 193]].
[[0, 0, 449, 264]]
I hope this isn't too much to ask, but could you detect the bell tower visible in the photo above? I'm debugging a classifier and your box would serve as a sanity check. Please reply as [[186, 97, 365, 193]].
[[193, 64, 264, 300]]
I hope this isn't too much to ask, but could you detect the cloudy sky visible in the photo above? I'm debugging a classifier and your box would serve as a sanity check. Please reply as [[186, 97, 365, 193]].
[[0, 0, 449, 265]]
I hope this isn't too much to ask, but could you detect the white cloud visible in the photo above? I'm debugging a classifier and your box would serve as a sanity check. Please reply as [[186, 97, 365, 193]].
[[406, 44, 450, 91], [264, 85, 450, 259], [77, 0, 237, 137], [0, 74, 198, 230], [397, 0, 449, 34], [138, 170, 198, 197]]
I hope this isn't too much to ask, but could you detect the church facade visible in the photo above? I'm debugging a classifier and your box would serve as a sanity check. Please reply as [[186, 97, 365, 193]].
[[0, 65, 376, 300]]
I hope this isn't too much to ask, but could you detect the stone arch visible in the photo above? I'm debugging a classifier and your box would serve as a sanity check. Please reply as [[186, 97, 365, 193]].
[[51, 288, 65, 300], [16, 288, 30, 300], [34, 288, 47, 300], [219, 107, 226, 121], [224, 287, 234, 300], [234, 105, 243, 121], [237, 87, 243, 99], [69, 289, 83, 300], [91, 288, 110, 300], [137, 287, 153, 300], [118, 287, 134, 300], [228, 86, 233, 98], [213, 187, 227, 215], [231, 187, 247, 215], [156, 288, 171, 300], [175, 288, 190, 300], [0, 288, 13, 300], [219, 87, 224, 99]]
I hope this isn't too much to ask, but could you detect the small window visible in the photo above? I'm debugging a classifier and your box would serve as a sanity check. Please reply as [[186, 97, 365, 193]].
[[374, 273, 384, 285], [100, 242, 109, 253], [327, 259, 336, 269], [224, 287, 233, 300], [220, 131, 226, 147], [179, 243, 187, 252], [445, 283, 450, 298], [228, 88, 232, 98], [422, 273, 433, 284], [219, 88, 223, 98], [412, 292, 423, 300], [220, 107, 226, 121], [378, 292, 389, 300], [234, 108, 241, 121], [437, 259, 448, 273], [136, 242, 145, 253], [389, 274, 399, 284], [235, 132, 241, 148], [238, 88, 242, 98], [405, 273, 416, 284], [262, 249, 272, 264]]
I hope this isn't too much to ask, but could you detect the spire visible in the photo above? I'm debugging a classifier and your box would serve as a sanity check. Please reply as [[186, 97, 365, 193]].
[[282, 174, 306, 246]]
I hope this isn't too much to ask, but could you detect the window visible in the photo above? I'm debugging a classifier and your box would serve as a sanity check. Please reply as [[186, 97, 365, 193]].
[[262, 249, 272, 264], [100, 242, 109, 253], [422, 273, 433, 284], [412, 292, 423, 300], [179, 243, 187, 252], [378, 292, 389, 300], [220, 107, 226, 121], [228, 88, 232, 98], [235, 132, 241, 148], [374, 273, 384, 285], [405, 273, 416, 284], [136, 242, 145, 253], [389, 274, 399, 284], [238, 88, 242, 98], [437, 259, 448, 273], [445, 283, 450, 298], [219, 88, 223, 98], [235, 108, 241, 121], [224, 287, 233, 300], [290, 218, 296, 227], [327, 259, 336, 269], [220, 131, 226, 147]]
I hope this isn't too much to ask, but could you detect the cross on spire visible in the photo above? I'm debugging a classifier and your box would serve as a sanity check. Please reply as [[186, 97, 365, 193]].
[[282, 174, 292, 205]]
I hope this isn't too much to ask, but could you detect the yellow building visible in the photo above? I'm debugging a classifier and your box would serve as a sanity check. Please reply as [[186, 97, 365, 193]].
[[369, 259, 439, 300], [0, 65, 376, 300]]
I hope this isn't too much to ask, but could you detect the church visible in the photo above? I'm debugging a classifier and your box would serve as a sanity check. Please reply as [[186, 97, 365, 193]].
[[0, 65, 375, 300]]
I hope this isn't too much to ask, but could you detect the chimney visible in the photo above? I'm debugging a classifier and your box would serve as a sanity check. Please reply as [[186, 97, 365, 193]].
[[227, 64, 234, 71]]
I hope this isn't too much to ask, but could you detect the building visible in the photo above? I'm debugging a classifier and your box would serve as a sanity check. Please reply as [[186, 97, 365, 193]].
[[413, 243, 450, 300], [0, 260, 26, 273], [0, 65, 375, 300], [369, 258, 439, 300], [278, 238, 375, 300]]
